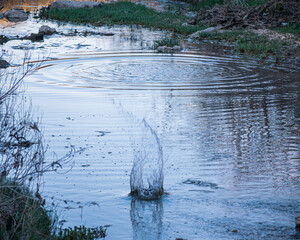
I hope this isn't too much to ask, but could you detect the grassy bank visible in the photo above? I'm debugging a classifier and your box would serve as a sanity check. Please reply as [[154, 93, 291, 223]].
[[39, 1, 299, 61], [196, 30, 299, 60], [40, 2, 207, 35], [0, 179, 107, 240], [273, 23, 300, 35], [0, 180, 51, 240]]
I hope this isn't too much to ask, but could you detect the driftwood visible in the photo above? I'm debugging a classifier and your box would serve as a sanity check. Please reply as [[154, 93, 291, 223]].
[[194, 0, 300, 29]]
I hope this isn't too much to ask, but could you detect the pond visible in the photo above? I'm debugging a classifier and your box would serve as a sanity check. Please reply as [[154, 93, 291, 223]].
[[1, 1, 300, 239]]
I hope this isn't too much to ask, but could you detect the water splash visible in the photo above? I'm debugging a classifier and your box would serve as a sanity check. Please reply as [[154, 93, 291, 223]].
[[130, 119, 164, 200]]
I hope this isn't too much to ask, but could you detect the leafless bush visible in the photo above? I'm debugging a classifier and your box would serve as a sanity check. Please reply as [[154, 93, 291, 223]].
[[0, 54, 76, 239]]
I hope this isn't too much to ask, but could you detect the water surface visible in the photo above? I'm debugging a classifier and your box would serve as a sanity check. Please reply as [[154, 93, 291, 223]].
[[1, 2, 300, 240], [26, 51, 300, 240]]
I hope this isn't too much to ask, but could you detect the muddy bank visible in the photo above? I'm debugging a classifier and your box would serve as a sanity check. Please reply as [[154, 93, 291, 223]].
[[37, 1, 299, 64]]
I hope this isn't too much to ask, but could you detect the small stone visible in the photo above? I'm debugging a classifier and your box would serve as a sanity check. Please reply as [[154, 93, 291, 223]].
[[4, 8, 28, 22], [38, 25, 56, 35], [296, 214, 300, 229], [181, 22, 189, 27], [0, 59, 10, 68]]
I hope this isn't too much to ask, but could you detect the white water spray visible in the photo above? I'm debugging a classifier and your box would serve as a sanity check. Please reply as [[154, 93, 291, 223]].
[[130, 119, 164, 200]]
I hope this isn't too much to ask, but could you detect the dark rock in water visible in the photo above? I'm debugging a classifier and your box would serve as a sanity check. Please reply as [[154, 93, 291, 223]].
[[38, 25, 56, 35], [50, 0, 103, 9], [0, 59, 10, 68], [296, 214, 300, 229], [183, 179, 219, 189], [25, 33, 44, 42], [130, 188, 163, 201], [0, 35, 9, 45], [0, 12, 4, 19], [4, 8, 28, 22]]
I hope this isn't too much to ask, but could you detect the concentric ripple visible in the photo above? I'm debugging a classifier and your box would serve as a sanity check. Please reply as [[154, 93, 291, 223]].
[[26, 51, 300, 240], [32, 52, 294, 93]]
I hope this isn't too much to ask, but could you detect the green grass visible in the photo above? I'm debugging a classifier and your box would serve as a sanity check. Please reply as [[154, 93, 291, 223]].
[[246, 0, 267, 7], [187, 0, 223, 11], [196, 30, 299, 59], [0, 179, 108, 240], [39, 2, 207, 35], [57, 225, 107, 240], [153, 36, 180, 49], [0, 180, 52, 240], [273, 23, 300, 35]]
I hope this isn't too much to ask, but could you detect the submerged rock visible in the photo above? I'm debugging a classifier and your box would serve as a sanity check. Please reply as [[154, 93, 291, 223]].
[[296, 214, 300, 229], [0, 59, 10, 68], [38, 25, 56, 35], [50, 0, 103, 9], [183, 179, 219, 189], [4, 8, 28, 22]]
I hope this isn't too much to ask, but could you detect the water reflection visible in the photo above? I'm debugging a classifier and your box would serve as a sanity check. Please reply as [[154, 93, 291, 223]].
[[130, 200, 163, 240]]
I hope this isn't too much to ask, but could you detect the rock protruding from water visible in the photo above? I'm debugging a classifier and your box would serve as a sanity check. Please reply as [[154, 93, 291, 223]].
[[25, 33, 44, 42], [0, 35, 9, 45], [296, 214, 300, 229], [0, 59, 10, 68], [50, 0, 103, 9], [4, 8, 28, 22], [189, 26, 222, 39], [39, 25, 56, 35]]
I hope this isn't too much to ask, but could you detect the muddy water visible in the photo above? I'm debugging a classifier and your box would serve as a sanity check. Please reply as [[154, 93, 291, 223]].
[[1, 2, 300, 240]]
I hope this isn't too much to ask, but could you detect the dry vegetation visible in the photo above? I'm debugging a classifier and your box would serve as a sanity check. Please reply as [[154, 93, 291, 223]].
[[0, 55, 77, 239]]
